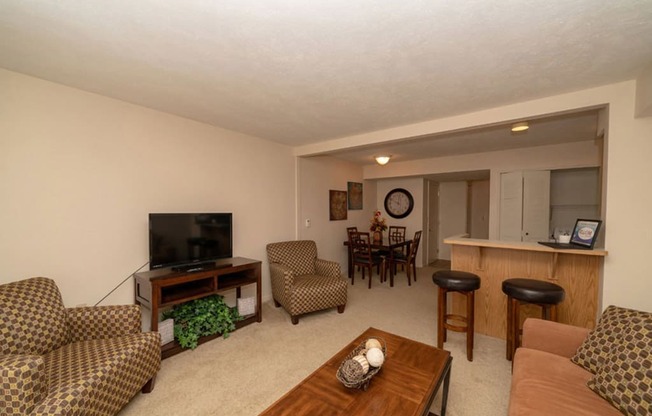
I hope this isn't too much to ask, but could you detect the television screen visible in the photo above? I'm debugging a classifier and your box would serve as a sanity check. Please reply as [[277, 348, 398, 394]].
[[149, 213, 233, 269]]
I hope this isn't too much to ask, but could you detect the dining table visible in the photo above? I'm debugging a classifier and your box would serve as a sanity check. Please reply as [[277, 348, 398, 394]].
[[343, 237, 412, 287]]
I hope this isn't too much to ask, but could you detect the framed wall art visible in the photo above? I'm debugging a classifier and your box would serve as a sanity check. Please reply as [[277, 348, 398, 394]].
[[347, 182, 363, 210], [329, 190, 347, 221]]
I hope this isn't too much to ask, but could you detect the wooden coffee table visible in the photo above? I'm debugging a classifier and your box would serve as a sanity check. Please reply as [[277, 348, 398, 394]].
[[260, 327, 452, 416]]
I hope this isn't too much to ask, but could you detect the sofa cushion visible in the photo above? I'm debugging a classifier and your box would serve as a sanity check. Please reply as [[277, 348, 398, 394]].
[[0, 277, 69, 356], [587, 316, 652, 416], [509, 348, 621, 416], [571, 305, 651, 374], [32, 332, 161, 415]]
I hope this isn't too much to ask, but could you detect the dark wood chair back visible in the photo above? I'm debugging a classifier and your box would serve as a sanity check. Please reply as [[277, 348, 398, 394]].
[[350, 232, 372, 262], [388, 226, 406, 244], [408, 230, 422, 260], [350, 231, 384, 288]]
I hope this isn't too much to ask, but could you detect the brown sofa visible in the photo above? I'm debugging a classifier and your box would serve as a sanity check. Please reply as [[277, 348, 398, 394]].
[[509, 307, 651, 416], [0, 277, 161, 415]]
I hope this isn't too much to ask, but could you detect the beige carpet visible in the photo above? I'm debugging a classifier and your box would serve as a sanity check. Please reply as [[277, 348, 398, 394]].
[[119, 265, 512, 416]]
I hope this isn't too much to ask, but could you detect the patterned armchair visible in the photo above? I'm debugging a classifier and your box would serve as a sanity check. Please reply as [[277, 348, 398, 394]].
[[0, 277, 161, 415], [266, 240, 347, 324]]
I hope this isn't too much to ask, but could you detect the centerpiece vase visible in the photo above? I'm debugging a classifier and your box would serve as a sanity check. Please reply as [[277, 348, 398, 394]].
[[373, 231, 382, 243]]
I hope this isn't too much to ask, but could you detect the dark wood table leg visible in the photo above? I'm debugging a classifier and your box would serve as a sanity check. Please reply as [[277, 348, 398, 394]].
[[439, 358, 452, 416], [427, 356, 452, 416]]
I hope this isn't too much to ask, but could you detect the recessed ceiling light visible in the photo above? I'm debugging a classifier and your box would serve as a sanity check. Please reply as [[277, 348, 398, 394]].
[[511, 121, 529, 132], [375, 155, 391, 165]]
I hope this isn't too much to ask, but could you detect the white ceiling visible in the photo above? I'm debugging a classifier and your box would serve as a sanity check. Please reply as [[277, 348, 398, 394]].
[[1, 1, 651, 153]]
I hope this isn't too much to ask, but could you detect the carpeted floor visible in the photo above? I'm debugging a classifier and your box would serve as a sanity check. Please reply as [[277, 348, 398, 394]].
[[119, 265, 512, 415]]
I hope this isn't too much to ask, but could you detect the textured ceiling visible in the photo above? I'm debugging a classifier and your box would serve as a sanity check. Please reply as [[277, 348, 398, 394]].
[[1, 1, 651, 147]]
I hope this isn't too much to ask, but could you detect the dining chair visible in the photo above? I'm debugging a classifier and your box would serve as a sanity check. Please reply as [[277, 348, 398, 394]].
[[346, 226, 360, 281], [388, 226, 407, 272], [386, 230, 422, 285], [350, 232, 385, 289]]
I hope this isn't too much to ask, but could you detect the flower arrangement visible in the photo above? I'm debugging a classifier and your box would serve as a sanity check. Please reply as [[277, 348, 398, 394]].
[[369, 210, 388, 232]]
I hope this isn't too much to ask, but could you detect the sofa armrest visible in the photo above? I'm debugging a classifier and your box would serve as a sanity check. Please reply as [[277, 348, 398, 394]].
[[0, 355, 48, 415], [522, 318, 591, 358], [66, 305, 141, 342], [315, 258, 341, 278]]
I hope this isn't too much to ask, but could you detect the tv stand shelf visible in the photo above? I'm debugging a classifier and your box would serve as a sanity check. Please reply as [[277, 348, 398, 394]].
[[134, 257, 262, 359]]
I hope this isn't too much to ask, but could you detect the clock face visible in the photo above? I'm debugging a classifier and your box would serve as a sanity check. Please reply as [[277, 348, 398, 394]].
[[384, 188, 414, 219]]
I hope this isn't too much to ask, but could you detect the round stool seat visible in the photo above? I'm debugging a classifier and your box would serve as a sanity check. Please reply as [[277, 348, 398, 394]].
[[502, 278, 565, 304], [433, 270, 481, 292]]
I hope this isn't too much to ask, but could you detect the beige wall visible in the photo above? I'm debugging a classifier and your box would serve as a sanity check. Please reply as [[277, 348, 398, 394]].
[[376, 177, 426, 266], [437, 181, 468, 260], [3, 67, 650, 315], [0, 69, 296, 306], [297, 156, 370, 272]]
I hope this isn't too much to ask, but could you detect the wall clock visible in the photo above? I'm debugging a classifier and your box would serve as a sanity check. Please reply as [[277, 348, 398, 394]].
[[384, 188, 414, 219]]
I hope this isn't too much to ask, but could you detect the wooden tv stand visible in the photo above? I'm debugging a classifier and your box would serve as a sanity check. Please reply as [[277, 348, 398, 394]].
[[134, 257, 262, 359]]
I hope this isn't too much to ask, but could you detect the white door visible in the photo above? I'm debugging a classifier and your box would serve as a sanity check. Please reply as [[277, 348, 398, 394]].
[[427, 180, 439, 264], [499, 171, 524, 241], [499, 170, 551, 242], [522, 170, 551, 241]]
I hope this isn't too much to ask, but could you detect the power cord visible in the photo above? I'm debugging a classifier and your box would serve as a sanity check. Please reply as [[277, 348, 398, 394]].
[[94, 261, 149, 306]]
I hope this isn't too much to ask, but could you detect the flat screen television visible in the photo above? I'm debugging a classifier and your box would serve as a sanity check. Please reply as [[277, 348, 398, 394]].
[[149, 213, 233, 270]]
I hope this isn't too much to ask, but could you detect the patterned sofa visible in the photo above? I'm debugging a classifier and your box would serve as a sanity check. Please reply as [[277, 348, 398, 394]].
[[509, 306, 651, 416], [266, 240, 347, 324], [0, 277, 161, 415]]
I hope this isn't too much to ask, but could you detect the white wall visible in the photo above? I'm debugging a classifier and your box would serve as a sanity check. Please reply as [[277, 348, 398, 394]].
[[0, 69, 296, 306]]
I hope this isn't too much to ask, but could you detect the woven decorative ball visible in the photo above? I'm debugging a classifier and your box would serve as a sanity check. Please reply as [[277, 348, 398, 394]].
[[339, 359, 365, 383]]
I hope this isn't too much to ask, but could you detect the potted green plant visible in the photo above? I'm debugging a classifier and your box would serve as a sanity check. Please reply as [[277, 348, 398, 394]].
[[162, 295, 242, 349]]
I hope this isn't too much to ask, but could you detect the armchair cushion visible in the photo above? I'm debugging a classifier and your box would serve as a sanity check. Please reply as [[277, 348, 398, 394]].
[[35, 332, 161, 415], [67, 305, 141, 343], [0, 355, 48, 415], [0, 277, 69, 356], [314, 258, 341, 278], [267, 240, 317, 276]]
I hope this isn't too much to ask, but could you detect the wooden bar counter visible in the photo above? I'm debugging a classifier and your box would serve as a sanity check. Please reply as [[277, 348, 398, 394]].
[[444, 235, 607, 340]]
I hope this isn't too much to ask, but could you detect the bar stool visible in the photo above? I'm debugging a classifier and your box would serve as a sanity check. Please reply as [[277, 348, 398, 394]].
[[432, 270, 481, 361], [502, 278, 565, 361]]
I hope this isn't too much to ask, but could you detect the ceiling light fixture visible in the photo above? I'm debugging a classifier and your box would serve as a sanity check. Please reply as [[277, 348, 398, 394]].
[[511, 121, 529, 132], [375, 155, 391, 165]]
